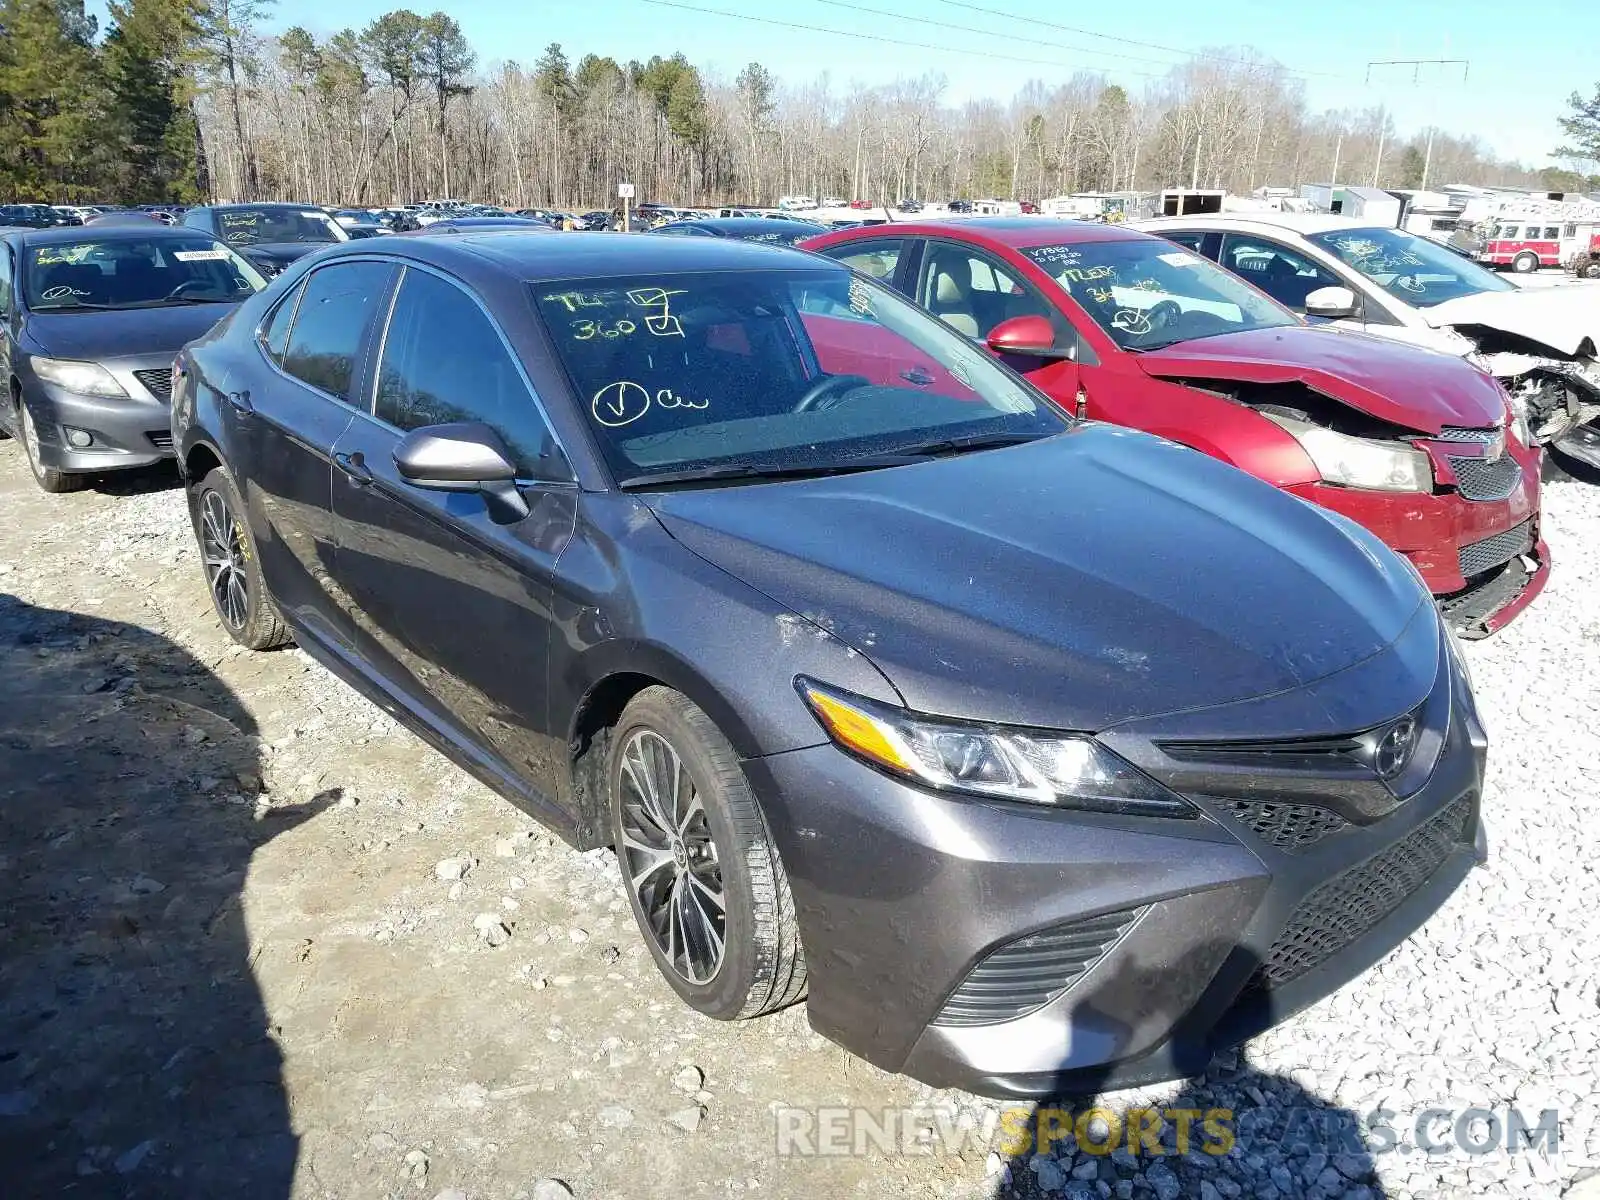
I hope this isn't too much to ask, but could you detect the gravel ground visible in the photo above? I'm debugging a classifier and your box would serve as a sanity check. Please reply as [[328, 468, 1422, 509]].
[[0, 446, 1597, 1200]]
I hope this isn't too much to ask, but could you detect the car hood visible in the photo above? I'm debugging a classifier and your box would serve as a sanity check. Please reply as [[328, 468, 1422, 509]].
[[1421, 285, 1600, 358], [23, 303, 241, 361], [648, 425, 1427, 732], [1134, 325, 1506, 434]]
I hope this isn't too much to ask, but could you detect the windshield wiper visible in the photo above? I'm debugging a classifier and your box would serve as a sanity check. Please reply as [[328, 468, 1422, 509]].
[[886, 430, 1048, 456], [616, 454, 926, 489]]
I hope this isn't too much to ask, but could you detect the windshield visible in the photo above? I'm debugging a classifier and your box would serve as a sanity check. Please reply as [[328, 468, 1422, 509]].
[[1307, 226, 1514, 307], [532, 267, 1066, 484], [216, 207, 346, 246], [1022, 238, 1297, 350], [22, 236, 267, 310]]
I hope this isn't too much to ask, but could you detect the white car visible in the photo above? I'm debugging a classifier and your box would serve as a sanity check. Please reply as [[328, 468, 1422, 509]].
[[1135, 212, 1600, 471]]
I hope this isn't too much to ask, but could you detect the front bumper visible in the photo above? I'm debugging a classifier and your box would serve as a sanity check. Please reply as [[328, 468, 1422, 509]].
[[21, 362, 175, 474], [746, 615, 1485, 1099], [1285, 451, 1547, 636]]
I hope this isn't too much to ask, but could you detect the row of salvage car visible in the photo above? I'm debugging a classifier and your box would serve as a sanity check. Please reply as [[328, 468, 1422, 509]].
[[0, 211, 1588, 1098]]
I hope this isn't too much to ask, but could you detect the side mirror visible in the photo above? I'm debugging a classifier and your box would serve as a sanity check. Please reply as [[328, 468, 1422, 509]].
[[393, 422, 528, 523], [985, 313, 1068, 358], [1304, 285, 1359, 320]]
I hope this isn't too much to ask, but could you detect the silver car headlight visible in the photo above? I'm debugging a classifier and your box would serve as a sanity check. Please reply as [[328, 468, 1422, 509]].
[[797, 679, 1195, 817], [1260, 411, 1432, 492], [31, 356, 128, 398]]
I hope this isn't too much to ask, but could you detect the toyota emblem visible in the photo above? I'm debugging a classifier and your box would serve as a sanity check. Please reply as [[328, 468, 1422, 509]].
[[1373, 715, 1418, 780]]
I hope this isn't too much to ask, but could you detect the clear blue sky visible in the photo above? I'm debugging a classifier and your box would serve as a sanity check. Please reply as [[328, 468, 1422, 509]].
[[151, 0, 1598, 167]]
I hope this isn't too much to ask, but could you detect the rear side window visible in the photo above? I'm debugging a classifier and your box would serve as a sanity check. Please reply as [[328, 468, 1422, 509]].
[[281, 261, 393, 401], [258, 278, 305, 364], [819, 239, 903, 282], [375, 267, 564, 477]]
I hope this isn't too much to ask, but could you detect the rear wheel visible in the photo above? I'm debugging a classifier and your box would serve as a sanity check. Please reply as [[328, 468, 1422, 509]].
[[16, 396, 85, 493], [192, 466, 291, 650], [1512, 251, 1540, 274], [1579, 257, 1600, 280], [610, 687, 806, 1019]]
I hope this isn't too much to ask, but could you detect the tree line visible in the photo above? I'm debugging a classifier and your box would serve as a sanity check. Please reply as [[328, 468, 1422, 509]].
[[1, 0, 1594, 208]]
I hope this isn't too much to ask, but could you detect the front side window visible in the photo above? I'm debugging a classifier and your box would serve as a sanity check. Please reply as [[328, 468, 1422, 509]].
[[375, 268, 564, 477], [918, 243, 1056, 340], [217, 207, 347, 247], [280, 261, 393, 401], [1308, 225, 1514, 306], [21, 236, 266, 311], [1023, 237, 1297, 350], [532, 267, 1064, 484], [1218, 234, 1343, 312], [0, 245, 12, 314]]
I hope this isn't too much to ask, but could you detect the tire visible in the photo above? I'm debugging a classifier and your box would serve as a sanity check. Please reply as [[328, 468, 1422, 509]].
[[1580, 258, 1600, 280], [191, 466, 291, 651], [609, 687, 806, 1020], [1512, 251, 1540, 274], [15, 395, 85, 493]]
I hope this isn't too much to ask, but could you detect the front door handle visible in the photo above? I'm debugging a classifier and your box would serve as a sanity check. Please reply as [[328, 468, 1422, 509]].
[[225, 389, 253, 415], [334, 451, 374, 486]]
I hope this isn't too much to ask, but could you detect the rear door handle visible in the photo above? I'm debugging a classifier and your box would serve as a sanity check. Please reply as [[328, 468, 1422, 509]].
[[225, 389, 253, 415], [334, 451, 374, 486]]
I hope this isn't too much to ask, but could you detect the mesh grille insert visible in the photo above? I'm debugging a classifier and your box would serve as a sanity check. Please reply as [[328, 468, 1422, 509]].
[[932, 907, 1143, 1027], [1219, 799, 1349, 852], [1251, 796, 1473, 991], [133, 368, 173, 402], [1449, 454, 1521, 502], [1459, 520, 1534, 578]]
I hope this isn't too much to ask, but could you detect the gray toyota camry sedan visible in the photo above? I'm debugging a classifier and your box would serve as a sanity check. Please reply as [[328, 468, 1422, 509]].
[[169, 232, 1487, 1097], [1, 224, 265, 492]]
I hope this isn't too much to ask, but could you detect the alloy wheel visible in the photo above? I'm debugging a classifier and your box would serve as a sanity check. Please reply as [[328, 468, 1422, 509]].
[[617, 729, 727, 984], [199, 489, 250, 631], [19, 402, 41, 471]]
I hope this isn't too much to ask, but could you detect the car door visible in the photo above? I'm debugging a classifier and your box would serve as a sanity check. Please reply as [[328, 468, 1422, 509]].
[[240, 258, 395, 645], [909, 239, 1083, 401], [1216, 233, 1350, 321], [0, 240, 15, 434], [328, 264, 578, 811]]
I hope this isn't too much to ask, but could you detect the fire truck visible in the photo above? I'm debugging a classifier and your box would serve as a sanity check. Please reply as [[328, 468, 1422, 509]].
[[1473, 196, 1600, 273]]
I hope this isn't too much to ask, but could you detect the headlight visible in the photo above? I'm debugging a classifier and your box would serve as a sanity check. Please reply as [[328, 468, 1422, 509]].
[[797, 679, 1195, 817], [1504, 397, 1531, 447], [1260, 412, 1432, 492], [30, 356, 127, 398]]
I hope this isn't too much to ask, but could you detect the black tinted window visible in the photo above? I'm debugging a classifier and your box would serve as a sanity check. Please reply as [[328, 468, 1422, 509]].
[[259, 278, 305, 363], [375, 268, 561, 476], [281, 261, 392, 400]]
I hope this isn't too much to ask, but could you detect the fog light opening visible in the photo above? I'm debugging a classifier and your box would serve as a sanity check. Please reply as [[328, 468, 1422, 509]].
[[65, 428, 94, 448]]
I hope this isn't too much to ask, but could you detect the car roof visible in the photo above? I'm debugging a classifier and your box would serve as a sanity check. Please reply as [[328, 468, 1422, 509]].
[[817, 216, 1147, 247], [322, 229, 833, 280], [199, 202, 330, 213], [1136, 212, 1381, 236], [664, 217, 822, 234], [8, 223, 220, 246]]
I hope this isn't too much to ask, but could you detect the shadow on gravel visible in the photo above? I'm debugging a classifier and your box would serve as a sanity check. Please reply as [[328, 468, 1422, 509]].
[[89, 462, 183, 497], [994, 947, 1385, 1199], [0, 593, 325, 1196]]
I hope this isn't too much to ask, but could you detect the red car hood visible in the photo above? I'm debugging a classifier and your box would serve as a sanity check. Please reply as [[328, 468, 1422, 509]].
[[1134, 325, 1505, 434]]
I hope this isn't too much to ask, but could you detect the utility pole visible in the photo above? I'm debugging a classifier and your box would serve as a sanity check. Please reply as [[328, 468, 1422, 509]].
[[1365, 58, 1470, 192]]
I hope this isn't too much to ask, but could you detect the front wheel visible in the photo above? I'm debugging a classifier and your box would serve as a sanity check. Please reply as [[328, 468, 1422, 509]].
[[610, 687, 806, 1019], [16, 396, 85, 493], [192, 466, 291, 650], [1512, 251, 1540, 274], [1579, 258, 1600, 280]]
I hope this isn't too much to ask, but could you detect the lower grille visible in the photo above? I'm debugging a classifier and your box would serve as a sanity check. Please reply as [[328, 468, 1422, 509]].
[[1440, 556, 1532, 639], [133, 368, 173, 402], [1458, 520, 1534, 578], [932, 907, 1142, 1027], [1219, 799, 1349, 852], [1449, 454, 1521, 501], [1251, 795, 1473, 991], [146, 431, 173, 450]]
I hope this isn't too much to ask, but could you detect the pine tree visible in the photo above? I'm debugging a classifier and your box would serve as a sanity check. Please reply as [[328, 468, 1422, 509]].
[[100, 0, 205, 202], [0, 0, 103, 200]]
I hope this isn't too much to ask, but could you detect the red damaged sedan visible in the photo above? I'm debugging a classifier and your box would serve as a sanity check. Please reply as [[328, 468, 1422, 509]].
[[803, 219, 1547, 637]]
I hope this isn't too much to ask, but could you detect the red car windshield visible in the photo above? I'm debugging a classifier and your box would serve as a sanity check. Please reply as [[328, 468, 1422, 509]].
[[531, 268, 1066, 484], [1023, 238, 1297, 350]]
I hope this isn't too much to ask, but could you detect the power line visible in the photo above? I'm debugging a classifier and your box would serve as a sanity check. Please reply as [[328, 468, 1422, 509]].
[[634, 0, 1167, 78], [930, 0, 1359, 80], [807, 0, 1193, 72]]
